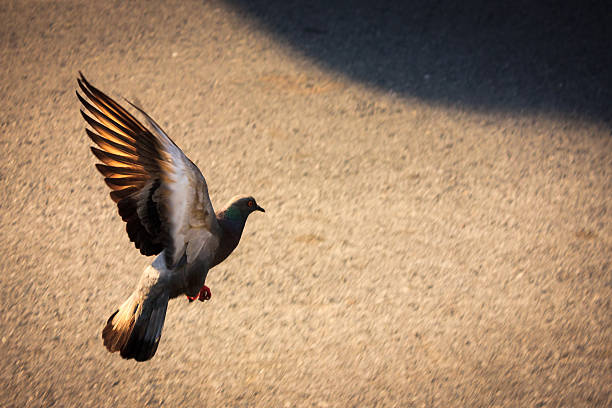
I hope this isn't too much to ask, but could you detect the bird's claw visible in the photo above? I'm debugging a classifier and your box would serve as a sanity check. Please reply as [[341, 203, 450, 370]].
[[187, 285, 211, 302], [198, 285, 211, 301]]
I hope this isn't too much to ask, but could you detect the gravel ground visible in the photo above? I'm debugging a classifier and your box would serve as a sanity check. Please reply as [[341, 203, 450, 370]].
[[0, 1, 610, 407]]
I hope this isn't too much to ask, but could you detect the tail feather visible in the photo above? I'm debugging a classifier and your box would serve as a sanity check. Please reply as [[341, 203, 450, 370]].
[[102, 294, 138, 352], [102, 290, 169, 362]]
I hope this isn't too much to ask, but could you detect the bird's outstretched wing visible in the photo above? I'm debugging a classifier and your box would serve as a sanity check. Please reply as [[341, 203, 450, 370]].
[[77, 73, 217, 267]]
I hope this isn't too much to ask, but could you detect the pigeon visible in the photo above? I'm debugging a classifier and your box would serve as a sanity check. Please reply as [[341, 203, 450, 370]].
[[76, 73, 264, 362]]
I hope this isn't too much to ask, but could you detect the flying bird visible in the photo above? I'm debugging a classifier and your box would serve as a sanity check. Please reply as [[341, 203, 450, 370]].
[[76, 73, 264, 362]]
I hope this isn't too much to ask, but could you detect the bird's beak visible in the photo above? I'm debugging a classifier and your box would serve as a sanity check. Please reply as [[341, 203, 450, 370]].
[[255, 205, 265, 213]]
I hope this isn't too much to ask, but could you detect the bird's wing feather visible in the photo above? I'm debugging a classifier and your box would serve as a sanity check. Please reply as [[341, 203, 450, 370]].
[[77, 73, 217, 267]]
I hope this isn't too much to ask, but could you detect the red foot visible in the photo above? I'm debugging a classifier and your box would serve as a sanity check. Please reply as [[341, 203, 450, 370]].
[[198, 285, 211, 301], [187, 285, 211, 302]]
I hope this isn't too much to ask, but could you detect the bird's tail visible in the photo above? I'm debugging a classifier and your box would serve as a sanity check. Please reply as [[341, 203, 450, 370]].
[[102, 265, 169, 362]]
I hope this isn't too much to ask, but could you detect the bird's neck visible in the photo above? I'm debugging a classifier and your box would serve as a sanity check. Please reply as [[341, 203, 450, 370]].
[[217, 212, 245, 238], [217, 206, 246, 235], [212, 210, 245, 266]]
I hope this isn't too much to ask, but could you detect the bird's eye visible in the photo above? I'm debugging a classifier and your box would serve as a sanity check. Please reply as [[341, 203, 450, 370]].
[[248, 200, 254, 207]]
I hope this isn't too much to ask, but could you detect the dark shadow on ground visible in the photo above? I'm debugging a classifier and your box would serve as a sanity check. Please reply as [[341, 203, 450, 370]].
[[227, 0, 612, 123]]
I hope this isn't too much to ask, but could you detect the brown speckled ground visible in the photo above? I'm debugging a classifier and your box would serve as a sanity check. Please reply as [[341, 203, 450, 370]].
[[0, 1, 610, 407]]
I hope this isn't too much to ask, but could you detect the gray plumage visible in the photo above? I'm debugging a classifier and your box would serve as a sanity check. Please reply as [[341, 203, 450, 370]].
[[78, 73, 264, 362]]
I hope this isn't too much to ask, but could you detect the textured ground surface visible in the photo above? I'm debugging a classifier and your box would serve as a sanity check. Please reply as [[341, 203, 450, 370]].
[[1, 1, 611, 407]]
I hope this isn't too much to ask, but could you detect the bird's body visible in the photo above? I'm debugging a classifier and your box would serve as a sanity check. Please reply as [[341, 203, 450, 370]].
[[77, 73, 264, 362]]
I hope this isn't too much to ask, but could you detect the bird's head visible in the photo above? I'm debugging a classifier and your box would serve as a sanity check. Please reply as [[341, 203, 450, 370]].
[[224, 195, 265, 220]]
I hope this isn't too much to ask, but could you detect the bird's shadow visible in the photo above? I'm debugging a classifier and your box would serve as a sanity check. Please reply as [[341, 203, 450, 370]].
[[227, 0, 612, 124]]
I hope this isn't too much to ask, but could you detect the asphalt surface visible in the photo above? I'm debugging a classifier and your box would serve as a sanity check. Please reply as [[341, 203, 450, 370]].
[[0, 1, 610, 407]]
